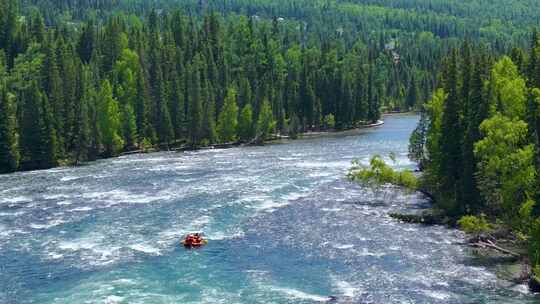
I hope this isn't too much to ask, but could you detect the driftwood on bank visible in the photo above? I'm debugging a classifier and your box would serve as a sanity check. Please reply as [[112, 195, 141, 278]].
[[470, 238, 521, 257]]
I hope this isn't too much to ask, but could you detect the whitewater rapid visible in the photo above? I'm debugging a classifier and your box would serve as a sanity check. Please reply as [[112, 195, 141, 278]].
[[0, 114, 536, 303]]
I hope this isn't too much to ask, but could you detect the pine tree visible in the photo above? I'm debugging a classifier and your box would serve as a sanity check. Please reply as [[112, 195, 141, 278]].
[[238, 76, 252, 109], [256, 98, 276, 141], [29, 11, 45, 44], [460, 56, 490, 211], [0, 85, 19, 172], [406, 74, 419, 110], [340, 73, 355, 128], [367, 65, 380, 123], [408, 109, 428, 169], [134, 65, 152, 144], [156, 70, 174, 148], [20, 82, 44, 169], [288, 114, 301, 139], [0, 0, 17, 64], [77, 19, 95, 64], [44, 41, 65, 156], [238, 103, 254, 141], [40, 94, 58, 169], [171, 71, 186, 140], [59, 42, 78, 152], [87, 86, 101, 161], [188, 63, 204, 146], [74, 70, 91, 163], [528, 30, 539, 88], [439, 50, 464, 213], [202, 91, 218, 144], [354, 64, 368, 121], [122, 104, 137, 149], [217, 88, 239, 142]]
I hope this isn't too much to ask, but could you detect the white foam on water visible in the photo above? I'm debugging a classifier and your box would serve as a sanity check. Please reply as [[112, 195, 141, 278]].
[[333, 278, 358, 298], [268, 286, 330, 302], [199, 288, 235, 304], [57, 200, 72, 206], [282, 191, 308, 201], [214, 161, 231, 165], [114, 156, 168, 163], [278, 157, 300, 161], [321, 207, 343, 212], [190, 215, 212, 227], [207, 229, 245, 241], [252, 200, 289, 213], [0, 196, 31, 204], [356, 247, 386, 258], [147, 163, 192, 172], [0, 224, 11, 238], [58, 238, 99, 251], [29, 219, 65, 230], [113, 279, 137, 286], [308, 169, 336, 178], [296, 160, 351, 169], [414, 254, 429, 260], [105, 295, 125, 304], [71, 206, 93, 212], [157, 229, 185, 247], [60, 175, 82, 182], [422, 290, 452, 301], [48, 252, 64, 260], [510, 284, 530, 294], [43, 193, 71, 200], [129, 244, 161, 255], [82, 189, 172, 205], [333, 244, 354, 250], [403, 227, 418, 232], [57, 235, 123, 266], [0, 211, 25, 217]]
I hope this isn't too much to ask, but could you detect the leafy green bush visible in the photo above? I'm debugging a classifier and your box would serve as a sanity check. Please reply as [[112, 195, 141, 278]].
[[140, 138, 153, 152], [348, 155, 418, 190], [529, 219, 540, 268], [457, 215, 492, 234], [323, 114, 335, 129]]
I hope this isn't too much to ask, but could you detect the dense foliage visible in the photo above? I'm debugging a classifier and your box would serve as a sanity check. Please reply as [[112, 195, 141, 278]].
[[410, 32, 540, 270], [1, 0, 539, 173]]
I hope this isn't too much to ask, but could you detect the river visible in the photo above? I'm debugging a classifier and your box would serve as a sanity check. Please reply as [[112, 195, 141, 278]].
[[0, 114, 537, 303]]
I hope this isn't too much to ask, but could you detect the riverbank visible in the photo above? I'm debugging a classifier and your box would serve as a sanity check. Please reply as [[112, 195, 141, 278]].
[[389, 206, 533, 289], [3, 118, 388, 175], [350, 154, 535, 291], [297, 120, 384, 139]]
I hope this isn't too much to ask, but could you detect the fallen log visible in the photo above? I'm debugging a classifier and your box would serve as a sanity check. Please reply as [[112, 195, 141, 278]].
[[470, 239, 520, 257]]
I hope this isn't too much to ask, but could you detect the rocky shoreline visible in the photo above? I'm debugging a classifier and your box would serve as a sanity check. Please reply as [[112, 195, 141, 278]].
[[389, 208, 535, 291]]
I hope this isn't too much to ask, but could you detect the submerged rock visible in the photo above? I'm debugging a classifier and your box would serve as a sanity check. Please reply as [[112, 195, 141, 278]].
[[529, 276, 540, 292], [389, 210, 448, 225]]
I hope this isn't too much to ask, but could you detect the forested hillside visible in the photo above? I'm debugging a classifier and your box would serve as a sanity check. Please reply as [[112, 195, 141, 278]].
[[406, 33, 540, 284], [0, 0, 539, 173]]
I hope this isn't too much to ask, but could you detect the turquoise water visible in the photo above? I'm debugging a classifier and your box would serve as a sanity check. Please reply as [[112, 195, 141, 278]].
[[0, 114, 537, 303]]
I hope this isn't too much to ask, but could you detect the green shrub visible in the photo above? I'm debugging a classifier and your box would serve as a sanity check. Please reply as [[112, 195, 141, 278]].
[[323, 114, 335, 129], [348, 155, 418, 190], [529, 218, 540, 268], [457, 215, 492, 234], [140, 138, 153, 152]]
